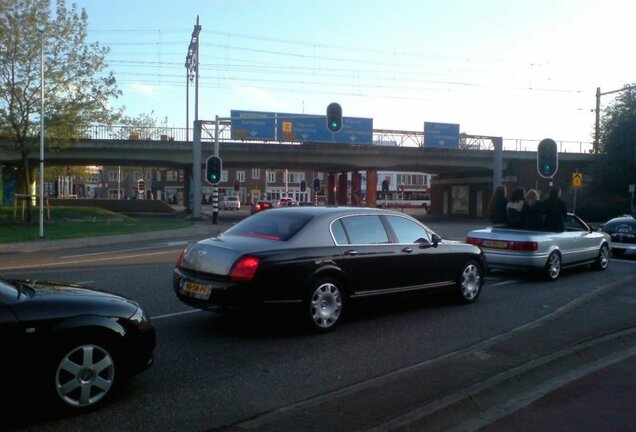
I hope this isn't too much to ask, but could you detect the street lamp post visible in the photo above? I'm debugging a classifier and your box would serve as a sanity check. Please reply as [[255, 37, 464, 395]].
[[594, 85, 633, 154], [39, 29, 45, 239]]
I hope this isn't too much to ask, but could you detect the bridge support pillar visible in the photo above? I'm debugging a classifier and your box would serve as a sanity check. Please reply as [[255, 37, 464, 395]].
[[366, 169, 378, 208], [327, 173, 336, 206], [183, 166, 192, 211], [338, 172, 348, 206], [351, 171, 362, 207]]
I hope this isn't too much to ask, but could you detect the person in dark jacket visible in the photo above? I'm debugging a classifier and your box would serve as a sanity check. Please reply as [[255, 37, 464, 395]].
[[506, 187, 525, 228], [543, 186, 567, 232], [487, 185, 508, 226], [521, 188, 544, 230]]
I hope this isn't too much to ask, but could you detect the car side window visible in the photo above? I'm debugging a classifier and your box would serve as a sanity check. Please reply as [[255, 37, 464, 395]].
[[564, 215, 586, 232], [340, 215, 390, 244], [385, 215, 431, 244], [330, 220, 349, 245]]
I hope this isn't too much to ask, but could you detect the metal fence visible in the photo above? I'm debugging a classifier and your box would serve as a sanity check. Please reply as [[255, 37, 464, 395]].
[[77, 124, 593, 154]]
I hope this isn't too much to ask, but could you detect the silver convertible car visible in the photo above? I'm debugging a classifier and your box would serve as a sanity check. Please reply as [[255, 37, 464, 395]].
[[465, 213, 610, 280]]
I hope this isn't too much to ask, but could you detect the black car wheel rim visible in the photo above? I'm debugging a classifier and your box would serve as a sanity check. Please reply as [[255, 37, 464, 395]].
[[461, 264, 481, 300], [55, 344, 115, 407], [310, 282, 342, 329]]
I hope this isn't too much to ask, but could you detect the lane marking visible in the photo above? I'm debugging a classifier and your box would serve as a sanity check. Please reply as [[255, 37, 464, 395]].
[[0, 250, 178, 271], [492, 280, 520, 287], [62, 242, 185, 259], [152, 309, 202, 320]]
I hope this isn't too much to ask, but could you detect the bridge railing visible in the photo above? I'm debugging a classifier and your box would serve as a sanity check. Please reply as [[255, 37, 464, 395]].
[[77, 125, 593, 154]]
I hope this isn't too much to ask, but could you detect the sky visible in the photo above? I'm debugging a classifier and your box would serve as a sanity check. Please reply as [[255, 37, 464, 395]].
[[68, 0, 635, 145]]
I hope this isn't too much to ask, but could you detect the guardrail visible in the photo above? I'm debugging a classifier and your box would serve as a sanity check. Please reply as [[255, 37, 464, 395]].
[[4, 125, 594, 154]]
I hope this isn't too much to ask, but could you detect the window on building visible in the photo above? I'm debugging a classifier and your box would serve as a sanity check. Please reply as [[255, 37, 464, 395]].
[[166, 170, 179, 182], [286, 172, 305, 184], [156, 170, 162, 182], [252, 168, 260, 179], [221, 170, 228, 183], [237, 171, 245, 182], [133, 171, 143, 181], [267, 170, 276, 183], [108, 171, 119, 182]]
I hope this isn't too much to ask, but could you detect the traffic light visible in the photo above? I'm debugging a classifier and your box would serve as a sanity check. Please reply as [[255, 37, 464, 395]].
[[300, 180, 306, 192], [313, 177, 321, 193], [537, 138, 558, 178], [205, 155, 222, 184], [382, 179, 390, 194], [326, 102, 342, 132]]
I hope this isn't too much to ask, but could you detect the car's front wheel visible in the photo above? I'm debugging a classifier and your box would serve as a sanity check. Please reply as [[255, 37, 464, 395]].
[[592, 243, 610, 270], [544, 251, 561, 281], [456, 260, 482, 303], [304, 278, 345, 332], [51, 340, 119, 410]]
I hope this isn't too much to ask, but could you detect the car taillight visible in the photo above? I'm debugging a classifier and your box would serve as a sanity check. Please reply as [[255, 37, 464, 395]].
[[255, 204, 261, 211], [465, 237, 483, 247], [230, 256, 260, 281], [176, 248, 186, 268], [508, 241, 538, 251]]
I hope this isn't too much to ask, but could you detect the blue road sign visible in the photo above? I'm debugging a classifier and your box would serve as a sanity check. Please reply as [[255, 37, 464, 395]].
[[424, 122, 460, 149], [231, 110, 276, 140], [277, 113, 373, 144]]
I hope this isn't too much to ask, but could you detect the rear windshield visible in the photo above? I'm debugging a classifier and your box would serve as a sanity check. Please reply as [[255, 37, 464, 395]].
[[225, 211, 313, 241]]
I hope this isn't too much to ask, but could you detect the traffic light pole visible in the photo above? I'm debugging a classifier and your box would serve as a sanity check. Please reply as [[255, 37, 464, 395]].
[[192, 120, 202, 219], [212, 116, 220, 225]]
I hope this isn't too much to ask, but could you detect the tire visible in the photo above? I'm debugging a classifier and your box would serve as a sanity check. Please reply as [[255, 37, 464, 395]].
[[592, 243, 610, 271], [544, 251, 561, 281], [51, 340, 118, 410], [611, 248, 625, 257], [455, 260, 482, 303], [304, 278, 345, 332]]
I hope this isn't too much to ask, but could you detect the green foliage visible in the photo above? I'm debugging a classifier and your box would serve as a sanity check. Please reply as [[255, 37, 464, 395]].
[[587, 84, 636, 211]]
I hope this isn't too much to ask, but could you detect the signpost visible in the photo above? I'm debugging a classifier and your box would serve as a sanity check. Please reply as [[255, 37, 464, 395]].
[[230, 110, 373, 144], [572, 171, 583, 214], [424, 122, 460, 148]]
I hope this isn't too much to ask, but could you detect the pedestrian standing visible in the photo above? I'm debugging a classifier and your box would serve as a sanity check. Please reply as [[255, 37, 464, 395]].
[[488, 185, 508, 226], [521, 189, 544, 230], [543, 186, 567, 232], [506, 187, 525, 228]]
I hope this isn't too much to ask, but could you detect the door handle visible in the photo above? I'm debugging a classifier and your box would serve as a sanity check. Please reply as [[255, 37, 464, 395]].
[[345, 249, 358, 256], [402, 247, 413, 253]]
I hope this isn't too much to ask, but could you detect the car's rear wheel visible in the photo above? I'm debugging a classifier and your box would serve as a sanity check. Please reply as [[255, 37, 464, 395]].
[[51, 340, 119, 410], [592, 243, 610, 270], [305, 278, 344, 332], [456, 260, 482, 303], [544, 251, 561, 281]]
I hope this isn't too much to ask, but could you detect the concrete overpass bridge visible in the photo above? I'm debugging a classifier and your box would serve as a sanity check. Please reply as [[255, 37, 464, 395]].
[[0, 126, 595, 216]]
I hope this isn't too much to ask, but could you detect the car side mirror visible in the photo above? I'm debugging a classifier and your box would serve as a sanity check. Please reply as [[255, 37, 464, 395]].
[[431, 233, 441, 247]]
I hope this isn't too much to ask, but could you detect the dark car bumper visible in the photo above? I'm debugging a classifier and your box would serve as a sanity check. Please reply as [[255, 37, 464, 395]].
[[125, 325, 156, 375]]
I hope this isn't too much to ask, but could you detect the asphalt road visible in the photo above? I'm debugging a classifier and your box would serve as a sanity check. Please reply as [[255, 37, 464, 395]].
[[3, 214, 636, 431]]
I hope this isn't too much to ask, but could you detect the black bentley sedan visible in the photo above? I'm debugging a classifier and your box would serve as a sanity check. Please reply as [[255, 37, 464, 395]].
[[174, 206, 485, 332], [0, 278, 156, 411], [599, 214, 636, 256]]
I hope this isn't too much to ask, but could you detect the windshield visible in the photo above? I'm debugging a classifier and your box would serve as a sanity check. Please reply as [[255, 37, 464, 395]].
[[225, 211, 313, 241]]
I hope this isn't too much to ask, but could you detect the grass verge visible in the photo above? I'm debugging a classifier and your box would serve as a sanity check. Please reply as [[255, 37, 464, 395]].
[[0, 206, 191, 243]]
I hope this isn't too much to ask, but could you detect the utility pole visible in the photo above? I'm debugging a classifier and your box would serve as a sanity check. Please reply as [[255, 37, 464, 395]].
[[39, 29, 45, 239], [185, 16, 202, 217]]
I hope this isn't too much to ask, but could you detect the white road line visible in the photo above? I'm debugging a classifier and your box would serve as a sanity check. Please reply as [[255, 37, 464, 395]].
[[62, 243, 183, 258], [0, 250, 177, 271], [492, 280, 520, 287], [152, 309, 202, 320]]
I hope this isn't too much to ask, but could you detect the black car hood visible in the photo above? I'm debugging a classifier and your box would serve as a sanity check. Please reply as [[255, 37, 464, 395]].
[[8, 279, 139, 322], [601, 215, 636, 233]]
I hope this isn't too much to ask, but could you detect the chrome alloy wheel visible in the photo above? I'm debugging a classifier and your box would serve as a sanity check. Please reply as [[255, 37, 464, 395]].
[[595, 244, 610, 270], [460, 263, 481, 301], [546, 252, 561, 280], [55, 344, 115, 408], [310, 282, 343, 330]]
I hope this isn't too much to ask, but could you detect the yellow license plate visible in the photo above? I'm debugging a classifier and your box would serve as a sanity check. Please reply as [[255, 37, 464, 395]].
[[183, 281, 212, 299], [483, 240, 508, 249]]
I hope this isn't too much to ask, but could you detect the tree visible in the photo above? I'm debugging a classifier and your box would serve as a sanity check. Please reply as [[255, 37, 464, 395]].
[[585, 84, 636, 217], [0, 0, 121, 220]]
